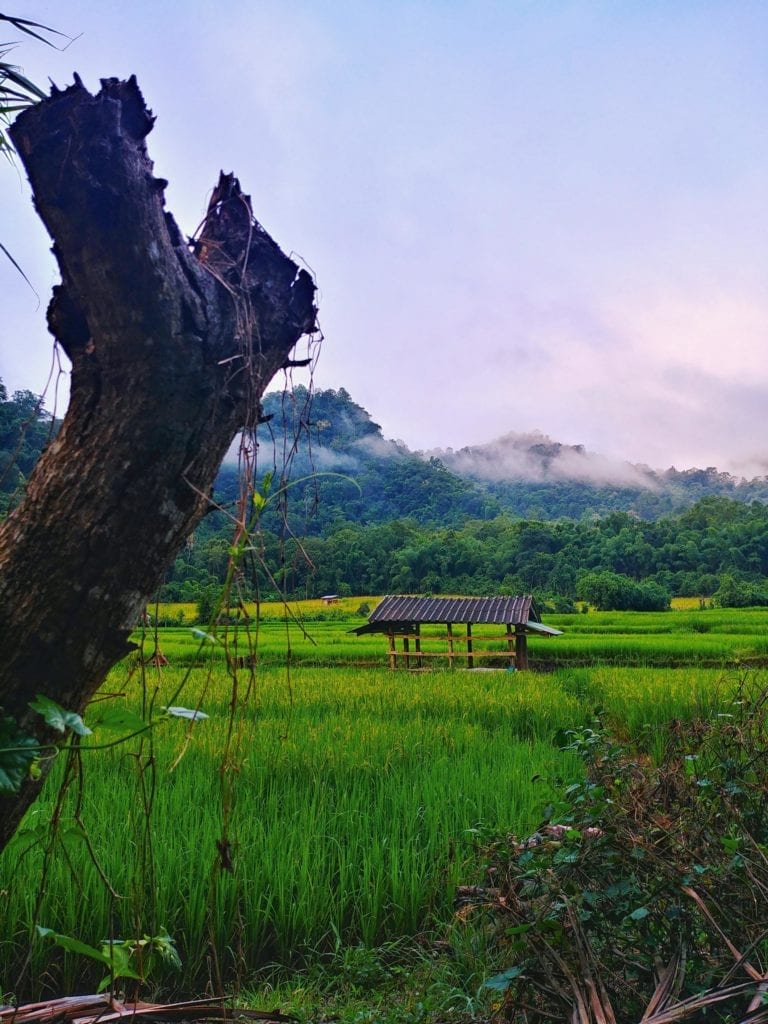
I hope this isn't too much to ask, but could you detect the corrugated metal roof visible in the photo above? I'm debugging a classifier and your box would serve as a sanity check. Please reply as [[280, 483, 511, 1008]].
[[368, 595, 536, 625]]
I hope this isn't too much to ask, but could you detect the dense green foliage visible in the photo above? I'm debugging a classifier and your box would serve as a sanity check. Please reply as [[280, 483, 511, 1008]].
[[475, 684, 768, 1021], [576, 570, 670, 611], [2, 378, 766, 1017], [162, 496, 768, 609], [0, 381, 57, 514], [713, 571, 768, 608]]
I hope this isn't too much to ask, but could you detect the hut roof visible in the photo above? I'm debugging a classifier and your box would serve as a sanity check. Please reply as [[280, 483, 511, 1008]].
[[354, 595, 562, 636]]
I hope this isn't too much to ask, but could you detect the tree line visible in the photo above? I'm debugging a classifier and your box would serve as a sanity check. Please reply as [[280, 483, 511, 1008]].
[[160, 496, 768, 612]]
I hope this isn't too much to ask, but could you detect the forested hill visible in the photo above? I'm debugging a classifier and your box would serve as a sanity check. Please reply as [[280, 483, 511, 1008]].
[[216, 387, 495, 531], [5, 381, 768, 607], [215, 385, 768, 530], [3, 380, 768, 529]]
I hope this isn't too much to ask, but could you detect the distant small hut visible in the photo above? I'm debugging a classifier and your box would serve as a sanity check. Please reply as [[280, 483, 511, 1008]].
[[321, 594, 339, 605], [353, 594, 561, 670]]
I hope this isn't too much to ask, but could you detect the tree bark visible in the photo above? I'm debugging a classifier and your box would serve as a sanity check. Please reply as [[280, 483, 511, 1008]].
[[0, 76, 317, 853]]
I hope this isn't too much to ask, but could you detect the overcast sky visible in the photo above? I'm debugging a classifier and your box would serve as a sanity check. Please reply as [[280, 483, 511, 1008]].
[[1, 1, 766, 474]]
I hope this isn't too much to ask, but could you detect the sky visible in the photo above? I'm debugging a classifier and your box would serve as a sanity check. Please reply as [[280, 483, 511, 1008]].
[[1, 0, 767, 475]]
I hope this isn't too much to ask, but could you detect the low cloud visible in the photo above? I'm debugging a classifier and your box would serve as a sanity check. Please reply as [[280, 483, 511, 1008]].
[[354, 434, 407, 459], [307, 447, 360, 472], [430, 431, 659, 489]]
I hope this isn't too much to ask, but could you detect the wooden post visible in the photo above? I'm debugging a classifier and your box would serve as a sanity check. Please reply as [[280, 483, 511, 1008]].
[[506, 623, 515, 669], [415, 623, 423, 668], [388, 630, 396, 671], [515, 625, 528, 670], [466, 622, 473, 669], [447, 622, 454, 669], [403, 635, 411, 670]]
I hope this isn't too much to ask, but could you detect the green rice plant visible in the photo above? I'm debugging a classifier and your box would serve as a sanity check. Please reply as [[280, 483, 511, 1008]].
[[547, 606, 768, 635], [0, 665, 584, 995], [529, 629, 768, 668]]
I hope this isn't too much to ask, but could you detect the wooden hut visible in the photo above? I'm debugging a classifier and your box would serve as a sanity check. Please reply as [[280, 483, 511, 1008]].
[[353, 595, 561, 670]]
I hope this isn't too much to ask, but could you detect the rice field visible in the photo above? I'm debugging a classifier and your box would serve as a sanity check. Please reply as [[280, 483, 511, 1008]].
[[137, 605, 768, 670], [539, 607, 768, 667], [0, 603, 762, 998]]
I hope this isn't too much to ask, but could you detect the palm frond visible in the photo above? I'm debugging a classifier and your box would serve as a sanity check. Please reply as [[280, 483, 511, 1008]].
[[0, 240, 38, 293], [0, 14, 69, 123], [0, 14, 68, 265], [0, 61, 47, 100], [0, 13, 67, 48]]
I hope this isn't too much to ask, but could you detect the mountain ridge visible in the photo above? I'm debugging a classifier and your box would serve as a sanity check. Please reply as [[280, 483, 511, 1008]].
[[251, 386, 768, 526]]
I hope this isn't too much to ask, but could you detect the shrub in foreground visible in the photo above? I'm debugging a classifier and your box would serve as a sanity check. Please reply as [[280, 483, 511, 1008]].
[[462, 676, 768, 1021]]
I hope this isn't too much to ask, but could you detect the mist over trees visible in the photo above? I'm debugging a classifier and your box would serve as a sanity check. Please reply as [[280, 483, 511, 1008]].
[[219, 385, 768, 530], [5, 382, 768, 613], [155, 388, 768, 611]]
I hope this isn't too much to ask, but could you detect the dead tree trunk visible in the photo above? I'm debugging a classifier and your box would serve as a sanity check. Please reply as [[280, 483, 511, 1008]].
[[0, 76, 317, 853]]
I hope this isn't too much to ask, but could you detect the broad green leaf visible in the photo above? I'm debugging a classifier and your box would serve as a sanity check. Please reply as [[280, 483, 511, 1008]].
[[506, 924, 533, 936], [552, 846, 580, 864], [36, 928, 115, 968], [86, 705, 148, 734], [484, 966, 524, 991], [629, 906, 650, 921], [30, 695, 92, 736], [101, 940, 141, 981], [6, 821, 48, 847], [59, 825, 89, 853], [605, 879, 633, 898], [0, 716, 40, 793], [37, 927, 142, 984]]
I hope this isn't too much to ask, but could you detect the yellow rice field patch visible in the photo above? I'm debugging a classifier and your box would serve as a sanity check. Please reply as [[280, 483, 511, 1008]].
[[670, 596, 714, 611]]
